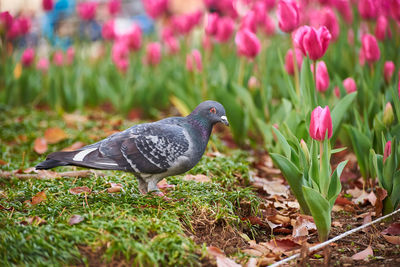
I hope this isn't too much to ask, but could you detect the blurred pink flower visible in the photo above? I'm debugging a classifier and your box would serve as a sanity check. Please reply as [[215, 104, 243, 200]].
[[215, 17, 235, 42], [334, 86, 340, 98], [102, 20, 115, 40], [161, 26, 174, 41], [263, 15, 275, 36], [172, 11, 203, 35], [202, 35, 213, 51], [384, 61, 395, 83], [235, 28, 261, 59], [347, 29, 354, 45], [164, 37, 179, 54], [240, 10, 257, 33], [284, 48, 303, 75], [375, 15, 391, 40], [204, 0, 238, 19], [309, 106, 332, 141], [119, 24, 142, 51], [343, 77, 357, 93], [252, 1, 267, 24], [66, 47, 75, 65], [186, 49, 202, 72], [358, 0, 378, 20], [145, 42, 162, 66], [277, 0, 300, 33], [316, 8, 339, 41], [142, 0, 168, 19], [36, 58, 49, 73], [294, 26, 331, 60], [108, 0, 121, 16], [384, 140, 392, 162], [333, 0, 353, 24], [77, 2, 97, 21], [17, 17, 31, 35], [42, 0, 54, 11], [361, 34, 380, 64], [205, 13, 219, 35], [0, 11, 13, 32], [6, 20, 21, 39], [392, 0, 400, 21], [21, 48, 35, 67], [316, 61, 330, 92], [112, 41, 129, 73], [53, 51, 64, 66]]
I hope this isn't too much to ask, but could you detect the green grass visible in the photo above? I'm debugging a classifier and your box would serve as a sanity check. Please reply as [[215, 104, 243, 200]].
[[0, 106, 259, 266]]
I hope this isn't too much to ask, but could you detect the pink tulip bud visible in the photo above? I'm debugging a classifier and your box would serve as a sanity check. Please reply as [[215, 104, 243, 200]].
[[294, 26, 332, 60], [334, 86, 340, 98], [164, 37, 179, 54], [375, 15, 391, 40], [284, 48, 303, 75], [202, 35, 213, 51], [263, 15, 276, 36], [347, 29, 354, 45], [392, 0, 400, 21], [108, 0, 121, 16], [309, 106, 332, 141], [42, 0, 54, 11], [21, 48, 35, 67], [53, 51, 64, 66], [77, 2, 97, 21], [384, 141, 392, 162], [66, 47, 75, 65], [334, 0, 353, 24], [240, 10, 257, 33], [316, 8, 339, 41], [119, 24, 142, 51], [142, 0, 168, 19], [6, 20, 21, 39], [215, 17, 235, 42], [145, 42, 162, 66], [17, 17, 31, 35], [36, 58, 49, 73], [316, 61, 330, 92], [361, 34, 380, 64], [172, 11, 203, 35], [277, 0, 300, 33], [102, 20, 115, 40], [235, 28, 261, 59], [252, 1, 267, 24], [205, 13, 219, 35], [384, 61, 395, 83], [343, 77, 357, 93], [186, 49, 202, 72], [248, 76, 260, 90], [0, 11, 13, 32], [358, 0, 378, 20], [112, 41, 129, 73]]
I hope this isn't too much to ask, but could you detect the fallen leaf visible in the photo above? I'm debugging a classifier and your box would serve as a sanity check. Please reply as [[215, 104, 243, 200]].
[[241, 216, 265, 227], [21, 216, 46, 226], [62, 141, 85, 151], [63, 113, 88, 126], [332, 221, 343, 227], [267, 214, 291, 224], [69, 186, 91, 195], [361, 212, 372, 233], [69, 215, 84, 225], [382, 235, 400, 245], [245, 257, 258, 267], [36, 170, 61, 179], [262, 238, 301, 254], [248, 240, 270, 254], [31, 191, 47, 205], [375, 187, 388, 216], [107, 182, 123, 193], [242, 249, 263, 257], [292, 215, 316, 238], [252, 177, 289, 198], [0, 159, 7, 165], [382, 223, 400, 235], [183, 174, 211, 183], [347, 188, 376, 206], [44, 127, 68, 144], [216, 256, 241, 267], [351, 246, 373, 260], [335, 196, 354, 206], [207, 246, 225, 258], [34, 137, 48, 154]]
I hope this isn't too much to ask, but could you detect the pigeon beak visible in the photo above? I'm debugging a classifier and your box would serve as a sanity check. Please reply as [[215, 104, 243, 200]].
[[220, 115, 229, 126]]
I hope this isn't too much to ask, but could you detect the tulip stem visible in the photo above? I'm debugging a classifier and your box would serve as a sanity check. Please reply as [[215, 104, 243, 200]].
[[238, 57, 245, 86], [319, 140, 323, 169], [292, 44, 300, 97]]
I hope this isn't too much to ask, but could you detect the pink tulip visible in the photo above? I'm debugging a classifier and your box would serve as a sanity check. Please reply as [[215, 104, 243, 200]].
[[112, 41, 129, 73], [66, 47, 75, 65], [252, 1, 267, 24], [358, 0, 378, 20], [334, 86, 340, 98], [215, 17, 235, 42], [204, 0, 238, 19], [53, 51, 64, 66], [16, 17, 31, 35], [347, 29, 354, 45], [263, 15, 275, 36], [142, 0, 168, 19], [145, 42, 162, 66], [240, 11, 257, 33], [294, 26, 332, 60], [235, 28, 261, 59], [6, 20, 21, 39], [119, 24, 142, 51], [108, 0, 121, 16], [77, 2, 97, 21], [375, 15, 391, 40], [186, 49, 202, 72], [361, 34, 380, 64], [343, 77, 357, 93], [315, 61, 330, 92], [21, 48, 35, 67], [164, 37, 179, 54], [172, 11, 202, 35], [316, 8, 339, 41], [284, 48, 303, 75], [384, 61, 395, 83], [205, 13, 219, 35], [334, 0, 353, 24], [36, 58, 49, 73], [202, 35, 213, 51], [0, 11, 13, 33], [42, 0, 54, 11], [277, 0, 300, 33], [384, 141, 392, 162], [102, 20, 115, 40], [392, 0, 400, 21], [309, 106, 332, 141]]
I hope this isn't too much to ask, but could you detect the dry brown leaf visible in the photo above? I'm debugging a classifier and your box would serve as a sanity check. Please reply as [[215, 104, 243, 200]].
[[375, 187, 388, 216], [347, 188, 376, 205], [292, 215, 316, 238], [335, 196, 354, 206], [216, 256, 241, 267], [107, 182, 123, 193], [361, 212, 372, 233], [21, 216, 46, 226], [0, 159, 7, 165], [63, 113, 88, 126], [382, 235, 400, 245], [382, 223, 400, 235], [37, 170, 61, 179], [31, 191, 47, 205], [242, 249, 263, 257], [244, 257, 258, 267], [252, 177, 289, 198], [44, 127, 68, 144], [207, 246, 225, 258], [351, 245, 373, 260], [62, 141, 85, 151], [69, 215, 84, 225], [332, 221, 343, 228], [262, 238, 301, 254], [69, 186, 91, 195], [267, 214, 291, 224], [34, 137, 48, 154], [183, 174, 211, 183]]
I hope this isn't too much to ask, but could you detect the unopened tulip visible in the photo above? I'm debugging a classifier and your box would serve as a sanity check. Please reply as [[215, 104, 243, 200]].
[[383, 102, 394, 127], [77, 1, 97, 20], [164, 37, 179, 54], [235, 28, 261, 59], [247, 76, 260, 90], [284, 48, 303, 75], [6, 20, 21, 39], [334, 86, 340, 98], [318, 8, 339, 41], [142, 0, 168, 19], [384, 61, 395, 83], [347, 29, 354, 45], [294, 26, 331, 60], [392, 0, 400, 21], [252, 1, 267, 24], [145, 42, 161, 66], [277, 0, 299, 33], [300, 139, 310, 161], [263, 15, 275, 36], [316, 61, 330, 92], [334, 0, 353, 24], [361, 34, 380, 63], [119, 24, 142, 51], [240, 10, 257, 33], [112, 41, 129, 73], [172, 11, 202, 35], [343, 77, 357, 93], [384, 141, 392, 162], [21, 48, 35, 67], [53, 51, 64, 66], [375, 15, 391, 40], [358, 0, 378, 20], [309, 106, 332, 141], [215, 17, 234, 42], [42, 0, 54, 11], [102, 20, 115, 40], [108, 0, 121, 16], [36, 58, 49, 73], [66, 47, 75, 65], [17, 17, 31, 35], [205, 13, 219, 35], [186, 49, 202, 72], [0, 11, 13, 33]]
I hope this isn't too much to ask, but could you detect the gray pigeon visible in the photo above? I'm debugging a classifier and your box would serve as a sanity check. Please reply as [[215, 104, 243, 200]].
[[36, 101, 229, 194]]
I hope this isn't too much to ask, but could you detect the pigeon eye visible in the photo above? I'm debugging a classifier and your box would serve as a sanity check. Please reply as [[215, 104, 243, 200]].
[[210, 107, 216, 114]]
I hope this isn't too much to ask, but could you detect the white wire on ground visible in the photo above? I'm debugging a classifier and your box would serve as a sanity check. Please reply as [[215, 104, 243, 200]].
[[268, 208, 400, 267]]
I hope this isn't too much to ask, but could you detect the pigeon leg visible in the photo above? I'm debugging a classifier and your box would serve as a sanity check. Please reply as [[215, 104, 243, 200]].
[[147, 178, 162, 193], [137, 177, 148, 194]]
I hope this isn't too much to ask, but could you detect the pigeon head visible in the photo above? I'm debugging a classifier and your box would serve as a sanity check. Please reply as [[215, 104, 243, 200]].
[[189, 100, 229, 126]]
